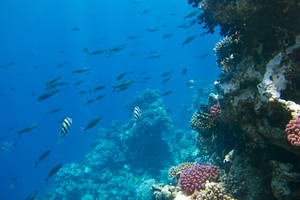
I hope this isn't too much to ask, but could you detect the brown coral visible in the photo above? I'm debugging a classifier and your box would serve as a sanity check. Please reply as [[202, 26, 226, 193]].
[[190, 110, 216, 132], [168, 162, 196, 179], [192, 181, 236, 200]]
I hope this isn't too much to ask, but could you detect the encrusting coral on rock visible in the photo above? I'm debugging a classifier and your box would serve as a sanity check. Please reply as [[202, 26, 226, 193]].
[[270, 160, 300, 200], [152, 162, 236, 200], [152, 162, 234, 200], [192, 181, 236, 200], [169, 162, 197, 180]]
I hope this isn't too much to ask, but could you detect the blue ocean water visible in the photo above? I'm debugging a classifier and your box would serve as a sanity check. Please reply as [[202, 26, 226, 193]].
[[0, 0, 220, 199]]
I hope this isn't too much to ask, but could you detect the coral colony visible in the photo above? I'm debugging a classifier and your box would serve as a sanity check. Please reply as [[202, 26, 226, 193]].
[[37, 0, 300, 199], [285, 115, 300, 147], [210, 103, 221, 118], [178, 164, 219, 195]]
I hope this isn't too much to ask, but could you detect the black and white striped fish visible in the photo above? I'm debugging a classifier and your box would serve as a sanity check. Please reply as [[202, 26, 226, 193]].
[[133, 106, 141, 126], [60, 117, 72, 137]]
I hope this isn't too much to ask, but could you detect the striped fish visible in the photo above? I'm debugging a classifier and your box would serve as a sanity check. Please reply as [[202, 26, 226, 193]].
[[133, 106, 141, 127], [60, 117, 72, 137]]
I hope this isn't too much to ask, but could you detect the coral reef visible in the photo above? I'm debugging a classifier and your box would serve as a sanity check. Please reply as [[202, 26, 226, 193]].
[[178, 164, 219, 195], [136, 179, 156, 200], [213, 35, 236, 68], [190, 93, 221, 133], [40, 89, 205, 200], [190, 110, 216, 131], [124, 89, 172, 171], [151, 180, 236, 200], [187, 0, 300, 199], [168, 162, 196, 179], [42, 162, 145, 200], [192, 181, 236, 200], [270, 160, 300, 200], [151, 184, 178, 200], [210, 103, 221, 118], [39, 89, 177, 199], [189, 0, 300, 74], [285, 115, 300, 147]]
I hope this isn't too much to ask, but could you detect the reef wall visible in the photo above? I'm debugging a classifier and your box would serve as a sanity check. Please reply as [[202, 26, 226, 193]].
[[186, 0, 300, 199]]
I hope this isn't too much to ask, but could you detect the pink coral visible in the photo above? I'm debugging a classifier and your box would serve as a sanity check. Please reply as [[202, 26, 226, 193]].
[[285, 115, 300, 147], [178, 164, 219, 195], [210, 103, 221, 118]]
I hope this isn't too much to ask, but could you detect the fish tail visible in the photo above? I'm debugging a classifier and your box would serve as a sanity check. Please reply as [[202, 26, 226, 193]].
[[44, 177, 48, 183]]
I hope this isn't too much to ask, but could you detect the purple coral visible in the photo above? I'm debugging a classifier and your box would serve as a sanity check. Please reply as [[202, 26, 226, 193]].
[[210, 103, 221, 118], [178, 164, 219, 195], [285, 115, 300, 147]]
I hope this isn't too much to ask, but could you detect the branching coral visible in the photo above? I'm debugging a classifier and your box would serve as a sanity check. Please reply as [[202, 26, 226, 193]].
[[191, 95, 221, 133], [213, 36, 237, 68], [192, 181, 236, 200], [169, 162, 196, 179], [178, 164, 219, 195], [285, 115, 300, 147]]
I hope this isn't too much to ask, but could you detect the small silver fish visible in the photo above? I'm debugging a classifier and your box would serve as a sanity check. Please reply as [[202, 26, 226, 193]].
[[133, 106, 141, 126], [186, 79, 196, 88], [60, 117, 72, 137]]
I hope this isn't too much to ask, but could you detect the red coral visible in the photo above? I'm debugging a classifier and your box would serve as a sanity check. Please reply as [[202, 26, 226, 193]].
[[285, 115, 300, 147], [210, 103, 221, 118], [178, 164, 219, 195]]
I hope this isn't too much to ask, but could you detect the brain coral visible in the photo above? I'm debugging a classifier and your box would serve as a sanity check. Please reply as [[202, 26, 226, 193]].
[[179, 164, 219, 195], [285, 115, 300, 147]]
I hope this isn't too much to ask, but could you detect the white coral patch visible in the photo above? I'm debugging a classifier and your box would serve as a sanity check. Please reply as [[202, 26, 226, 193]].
[[174, 191, 192, 200], [258, 35, 300, 102]]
